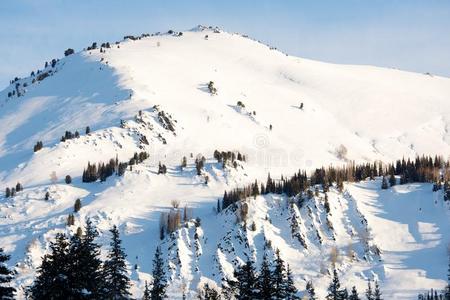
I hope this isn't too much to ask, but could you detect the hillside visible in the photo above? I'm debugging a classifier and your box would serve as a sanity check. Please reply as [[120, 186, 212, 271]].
[[0, 26, 449, 299]]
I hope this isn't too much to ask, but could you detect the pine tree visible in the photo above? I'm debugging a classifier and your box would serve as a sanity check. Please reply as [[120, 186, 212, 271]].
[[0, 248, 15, 300], [445, 257, 450, 300], [150, 246, 167, 300], [326, 268, 346, 300], [374, 281, 382, 300], [285, 264, 299, 299], [306, 281, 317, 300], [74, 198, 82, 212], [29, 233, 73, 300], [389, 174, 396, 187], [103, 225, 131, 299], [349, 286, 360, 300], [73, 218, 103, 299], [272, 249, 287, 299], [142, 281, 151, 300], [381, 176, 388, 190], [198, 283, 220, 300], [257, 252, 273, 299], [232, 259, 258, 300], [365, 280, 374, 300]]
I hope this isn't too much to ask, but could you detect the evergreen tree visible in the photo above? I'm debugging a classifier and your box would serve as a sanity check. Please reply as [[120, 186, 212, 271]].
[[306, 281, 317, 300], [150, 246, 167, 300], [142, 281, 151, 300], [72, 219, 103, 299], [0, 248, 15, 300], [326, 268, 347, 300], [103, 225, 131, 299], [349, 286, 360, 300], [257, 252, 273, 299], [381, 176, 388, 190], [374, 281, 382, 300], [29, 233, 72, 300], [272, 249, 287, 299], [445, 257, 450, 300], [232, 259, 258, 300], [198, 283, 220, 300], [285, 264, 299, 299], [74, 198, 82, 212], [365, 280, 374, 300], [388, 174, 396, 187]]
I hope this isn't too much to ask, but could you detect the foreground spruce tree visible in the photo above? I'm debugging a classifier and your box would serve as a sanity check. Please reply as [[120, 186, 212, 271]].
[[306, 281, 317, 300], [326, 268, 347, 300], [150, 246, 167, 300], [0, 248, 15, 300], [72, 218, 103, 299], [103, 225, 131, 299], [142, 281, 151, 300], [374, 281, 382, 300], [365, 280, 374, 300], [29, 233, 72, 299], [198, 283, 220, 300], [272, 249, 287, 299], [349, 286, 360, 300], [257, 252, 273, 299], [233, 259, 258, 299], [285, 264, 299, 299], [446, 258, 450, 300]]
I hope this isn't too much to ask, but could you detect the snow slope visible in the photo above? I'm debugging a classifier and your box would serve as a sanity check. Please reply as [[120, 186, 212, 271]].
[[0, 26, 449, 299]]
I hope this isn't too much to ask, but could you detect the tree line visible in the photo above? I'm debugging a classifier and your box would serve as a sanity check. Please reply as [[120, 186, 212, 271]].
[[82, 151, 149, 183], [221, 155, 450, 211]]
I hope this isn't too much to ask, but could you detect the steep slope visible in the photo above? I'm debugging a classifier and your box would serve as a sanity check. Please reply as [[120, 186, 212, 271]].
[[0, 26, 449, 299]]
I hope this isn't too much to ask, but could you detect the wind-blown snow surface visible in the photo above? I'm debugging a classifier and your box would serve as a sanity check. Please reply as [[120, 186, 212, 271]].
[[0, 27, 449, 298]]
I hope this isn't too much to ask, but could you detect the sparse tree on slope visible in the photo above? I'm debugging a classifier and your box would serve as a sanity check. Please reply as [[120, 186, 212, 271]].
[[0, 248, 15, 300], [103, 225, 131, 299]]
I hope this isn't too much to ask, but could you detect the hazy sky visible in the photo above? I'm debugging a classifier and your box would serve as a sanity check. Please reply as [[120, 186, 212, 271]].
[[1, 0, 449, 88]]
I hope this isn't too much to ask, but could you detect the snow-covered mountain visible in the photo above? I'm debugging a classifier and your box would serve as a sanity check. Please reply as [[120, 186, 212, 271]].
[[0, 26, 449, 299]]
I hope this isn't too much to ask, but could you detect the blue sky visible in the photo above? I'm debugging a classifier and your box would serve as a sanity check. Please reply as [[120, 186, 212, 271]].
[[1, 0, 449, 88]]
